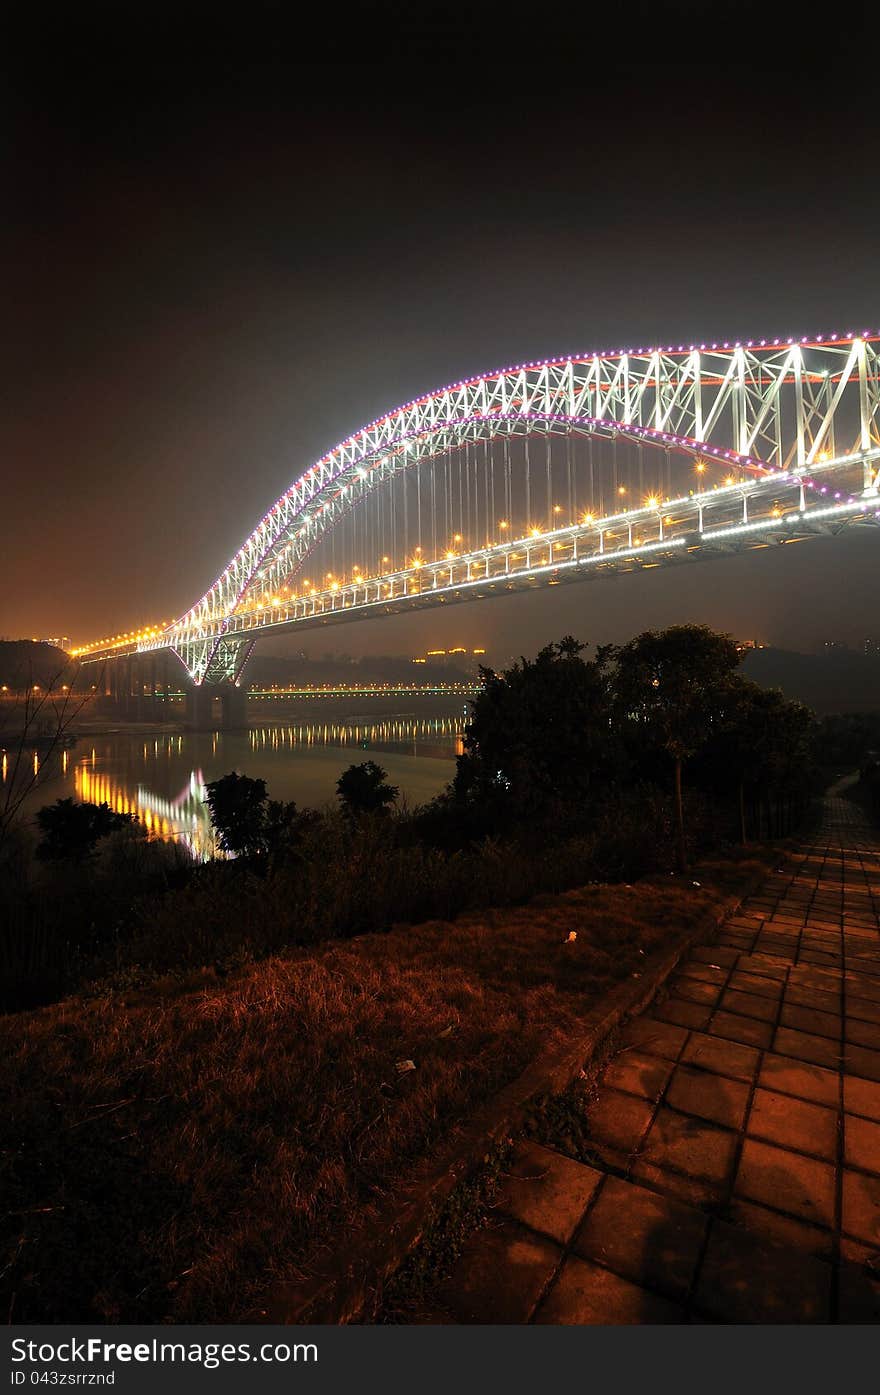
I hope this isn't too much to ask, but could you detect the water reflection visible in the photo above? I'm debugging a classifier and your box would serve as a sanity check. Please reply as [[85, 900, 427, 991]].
[[4, 715, 464, 860]]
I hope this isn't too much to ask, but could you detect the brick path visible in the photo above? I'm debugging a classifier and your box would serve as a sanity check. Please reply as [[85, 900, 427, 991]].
[[435, 784, 880, 1323]]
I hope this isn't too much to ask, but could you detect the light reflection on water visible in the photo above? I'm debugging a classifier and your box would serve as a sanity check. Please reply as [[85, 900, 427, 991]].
[[4, 716, 465, 860]]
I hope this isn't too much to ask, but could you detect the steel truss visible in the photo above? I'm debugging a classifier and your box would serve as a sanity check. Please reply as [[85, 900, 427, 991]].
[[80, 333, 880, 680]]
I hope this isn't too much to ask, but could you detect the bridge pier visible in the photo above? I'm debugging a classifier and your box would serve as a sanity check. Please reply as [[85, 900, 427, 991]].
[[184, 682, 248, 732], [219, 682, 248, 730], [184, 685, 214, 730]]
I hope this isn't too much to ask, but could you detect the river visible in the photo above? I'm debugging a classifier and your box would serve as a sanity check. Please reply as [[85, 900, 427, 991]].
[[2, 713, 465, 859]]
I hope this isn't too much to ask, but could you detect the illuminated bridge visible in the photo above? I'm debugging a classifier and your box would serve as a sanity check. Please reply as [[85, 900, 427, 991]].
[[76, 331, 880, 725]]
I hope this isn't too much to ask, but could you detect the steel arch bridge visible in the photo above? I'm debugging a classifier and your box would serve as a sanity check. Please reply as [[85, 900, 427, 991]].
[[76, 330, 880, 686]]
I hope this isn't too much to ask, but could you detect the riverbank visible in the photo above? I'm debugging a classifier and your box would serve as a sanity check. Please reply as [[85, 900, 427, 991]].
[[1, 849, 772, 1323]]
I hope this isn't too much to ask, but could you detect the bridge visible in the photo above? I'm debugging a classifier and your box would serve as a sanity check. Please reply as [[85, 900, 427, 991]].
[[75, 331, 880, 727]]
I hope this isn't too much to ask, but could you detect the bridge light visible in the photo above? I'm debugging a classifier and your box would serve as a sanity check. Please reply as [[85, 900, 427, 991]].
[[553, 505, 562, 514], [582, 512, 594, 524], [454, 534, 462, 543], [695, 461, 706, 474], [646, 495, 659, 509], [530, 527, 542, 537], [499, 520, 509, 530], [617, 486, 626, 496]]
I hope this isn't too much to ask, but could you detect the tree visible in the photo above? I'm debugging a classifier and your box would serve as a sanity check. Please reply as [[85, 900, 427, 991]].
[[35, 798, 134, 861], [613, 625, 741, 869], [204, 772, 270, 856], [695, 678, 816, 842], [454, 636, 617, 825], [203, 771, 305, 861], [336, 761, 398, 817]]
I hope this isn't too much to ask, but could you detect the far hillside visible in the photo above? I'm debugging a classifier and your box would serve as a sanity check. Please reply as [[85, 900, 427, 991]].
[[0, 640, 73, 690], [742, 647, 880, 714]]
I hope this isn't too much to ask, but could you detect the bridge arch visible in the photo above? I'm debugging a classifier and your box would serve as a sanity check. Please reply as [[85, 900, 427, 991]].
[[72, 333, 880, 682]]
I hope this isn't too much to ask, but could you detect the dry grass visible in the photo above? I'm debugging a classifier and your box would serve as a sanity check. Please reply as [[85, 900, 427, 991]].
[[1, 855, 767, 1324]]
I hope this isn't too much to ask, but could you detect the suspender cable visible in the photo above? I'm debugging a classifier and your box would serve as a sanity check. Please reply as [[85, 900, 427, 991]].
[[588, 434, 595, 517], [431, 456, 436, 561], [488, 435, 496, 544], [403, 459, 409, 563], [504, 432, 511, 524], [416, 457, 422, 553], [545, 428, 552, 528]]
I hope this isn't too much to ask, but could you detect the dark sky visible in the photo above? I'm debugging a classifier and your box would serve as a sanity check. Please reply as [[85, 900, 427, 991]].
[[3, 3, 878, 660]]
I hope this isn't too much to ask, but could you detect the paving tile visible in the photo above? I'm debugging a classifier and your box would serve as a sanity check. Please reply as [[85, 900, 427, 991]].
[[735, 1137, 836, 1228], [780, 1003, 841, 1041], [437, 1220, 561, 1323], [846, 1018, 880, 1051], [718, 988, 778, 1023], [495, 1142, 603, 1244], [757, 1053, 839, 1108], [844, 1075, 880, 1122], [844, 1114, 880, 1175], [601, 1049, 674, 1102], [844, 1043, 880, 1083], [785, 984, 842, 1014], [757, 939, 798, 960], [800, 950, 842, 968], [773, 1025, 842, 1071], [573, 1175, 707, 1301], [845, 996, 880, 1027], [665, 1064, 750, 1130], [680, 1031, 760, 1083], [617, 1016, 688, 1061], [791, 966, 843, 990], [587, 1088, 655, 1155], [653, 998, 713, 1032], [736, 955, 788, 982], [535, 1254, 682, 1324], [747, 1088, 838, 1162], [669, 977, 723, 1008], [629, 1158, 724, 1210], [728, 970, 784, 1001], [847, 975, 880, 1006], [694, 1219, 831, 1323], [709, 1009, 775, 1050], [640, 1105, 737, 1185], [841, 1169, 880, 1246], [678, 960, 729, 986], [726, 1197, 834, 1260], [718, 933, 755, 949]]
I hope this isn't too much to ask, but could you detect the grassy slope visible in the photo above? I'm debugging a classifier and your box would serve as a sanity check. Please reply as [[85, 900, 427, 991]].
[[1, 854, 768, 1324]]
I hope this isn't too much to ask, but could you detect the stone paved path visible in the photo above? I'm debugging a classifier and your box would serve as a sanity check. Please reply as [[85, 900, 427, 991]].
[[436, 785, 880, 1323]]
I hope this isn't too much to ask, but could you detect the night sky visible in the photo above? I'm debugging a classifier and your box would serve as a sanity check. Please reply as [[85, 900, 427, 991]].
[[3, 3, 877, 660]]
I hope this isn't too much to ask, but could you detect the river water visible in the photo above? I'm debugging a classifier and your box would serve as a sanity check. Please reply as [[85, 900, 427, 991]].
[[3, 714, 464, 859]]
